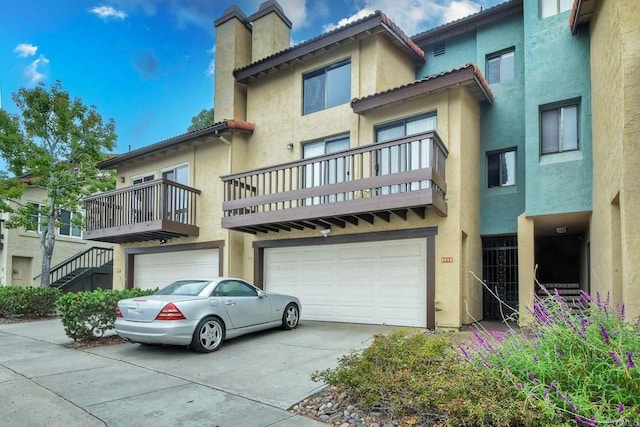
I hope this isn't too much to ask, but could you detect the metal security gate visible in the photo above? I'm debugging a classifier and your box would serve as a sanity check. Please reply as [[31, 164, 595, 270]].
[[482, 236, 518, 320]]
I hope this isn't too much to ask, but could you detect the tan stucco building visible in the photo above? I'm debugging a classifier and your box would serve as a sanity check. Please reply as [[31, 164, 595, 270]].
[[85, 0, 640, 329]]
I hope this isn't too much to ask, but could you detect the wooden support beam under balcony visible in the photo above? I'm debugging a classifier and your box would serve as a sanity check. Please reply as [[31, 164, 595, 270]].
[[83, 179, 201, 244], [221, 131, 448, 234]]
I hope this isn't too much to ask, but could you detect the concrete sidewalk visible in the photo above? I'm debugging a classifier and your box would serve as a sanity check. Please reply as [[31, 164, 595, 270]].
[[0, 318, 349, 427]]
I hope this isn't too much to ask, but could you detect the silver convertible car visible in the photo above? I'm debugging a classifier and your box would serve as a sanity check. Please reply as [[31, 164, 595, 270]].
[[114, 278, 301, 352]]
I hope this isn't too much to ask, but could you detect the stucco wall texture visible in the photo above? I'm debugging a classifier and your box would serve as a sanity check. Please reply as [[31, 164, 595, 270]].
[[589, 0, 640, 319]]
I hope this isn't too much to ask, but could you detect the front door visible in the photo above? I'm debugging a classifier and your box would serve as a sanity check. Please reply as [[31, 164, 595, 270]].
[[482, 236, 519, 320]]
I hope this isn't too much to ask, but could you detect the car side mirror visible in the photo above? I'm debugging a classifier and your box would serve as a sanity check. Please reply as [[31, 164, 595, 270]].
[[257, 290, 267, 298]]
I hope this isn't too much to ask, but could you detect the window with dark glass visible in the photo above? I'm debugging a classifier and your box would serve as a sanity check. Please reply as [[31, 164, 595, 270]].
[[487, 50, 515, 84], [26, 202, 44, 232], [487, 149, 516, 188], [540, 103, 579, 154], [59, 209, 82, 237], [303, 60, 351, 115]]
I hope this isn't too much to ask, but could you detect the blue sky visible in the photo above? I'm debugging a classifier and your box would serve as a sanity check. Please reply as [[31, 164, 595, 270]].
[[0, 0, 503, 160]]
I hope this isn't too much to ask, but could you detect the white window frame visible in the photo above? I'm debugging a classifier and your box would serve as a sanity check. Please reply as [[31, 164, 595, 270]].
[[540, 0, 573, 18], [26, 202, 46, 233], [375, 112, 437, 194], [303, 59, 351, 115], [161, 163, 189, 185], [302, 134, 350, 204], [59, 209, 83, 238], [540, 102, 580, 155], [486, 49, 515, 84], [161, 163, 190, 223], [131, 173, 155, 185], [487, 149, 517, 188]]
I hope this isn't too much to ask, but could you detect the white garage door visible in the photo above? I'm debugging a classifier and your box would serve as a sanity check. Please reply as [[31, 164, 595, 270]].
[[134, 249, 219, 290], [265, 239, 427, 327]]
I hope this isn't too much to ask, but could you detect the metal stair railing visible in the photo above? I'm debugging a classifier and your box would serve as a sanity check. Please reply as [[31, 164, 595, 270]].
[[48, 247, 114, 288]]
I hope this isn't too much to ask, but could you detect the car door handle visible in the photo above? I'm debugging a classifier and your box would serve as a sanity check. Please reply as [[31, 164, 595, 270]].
[[225, 301, 236, 306]]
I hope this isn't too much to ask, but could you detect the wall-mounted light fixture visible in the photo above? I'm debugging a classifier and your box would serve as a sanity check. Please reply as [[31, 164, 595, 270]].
[[555, 227, 567, 234], [120, 176, 125, 183], [320, 228, 331, 238], [286, 142, 294, 151], [159, 238, 167, 245]]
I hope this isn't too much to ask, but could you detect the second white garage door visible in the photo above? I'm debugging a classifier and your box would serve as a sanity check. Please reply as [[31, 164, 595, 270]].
[[134, 249, 219, 290], [264, 239, 427, 327]]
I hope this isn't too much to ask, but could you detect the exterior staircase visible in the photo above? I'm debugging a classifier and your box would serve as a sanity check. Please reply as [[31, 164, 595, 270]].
[[537, 283, 584, 311], [48, 247, 114, 291]]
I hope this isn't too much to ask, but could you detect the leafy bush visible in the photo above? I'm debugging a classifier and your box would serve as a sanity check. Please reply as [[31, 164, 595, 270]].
[[465, 287, 640, 425], [0, 286, 61, 317], [56, 288, 156, 341], [313, 329, 550, 426]]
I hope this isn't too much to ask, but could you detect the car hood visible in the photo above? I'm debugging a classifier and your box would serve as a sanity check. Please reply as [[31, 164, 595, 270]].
[[118, 295, 197, 322]]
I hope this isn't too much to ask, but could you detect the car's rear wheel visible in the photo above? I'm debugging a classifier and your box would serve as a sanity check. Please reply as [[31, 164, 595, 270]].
[[281, 303, 299, 330], [190, 317, 224, 353]]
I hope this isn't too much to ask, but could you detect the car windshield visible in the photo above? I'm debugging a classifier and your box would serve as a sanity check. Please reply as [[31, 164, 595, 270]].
[[156, 280, 211, 296]]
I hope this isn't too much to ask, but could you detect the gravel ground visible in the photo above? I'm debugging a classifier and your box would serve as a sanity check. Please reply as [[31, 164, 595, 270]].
[[289, 385, 400, 427]]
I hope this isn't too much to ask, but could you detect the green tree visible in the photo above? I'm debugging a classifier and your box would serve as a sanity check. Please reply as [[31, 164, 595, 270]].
[[0, 80, 116, 287], [188, 108, 215, 132]]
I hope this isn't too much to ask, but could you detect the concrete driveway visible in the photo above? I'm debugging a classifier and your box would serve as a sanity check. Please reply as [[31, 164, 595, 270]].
[[0, 318, 397, 426]]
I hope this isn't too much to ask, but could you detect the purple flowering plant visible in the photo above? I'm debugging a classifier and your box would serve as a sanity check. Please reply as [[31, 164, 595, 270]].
[[463, 280, 640, 425]]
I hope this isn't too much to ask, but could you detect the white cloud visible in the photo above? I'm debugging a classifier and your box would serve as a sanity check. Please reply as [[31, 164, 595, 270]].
[[25, 54, 50, 86], [323, 8, 374, 33], [205, 46, 215, 78], [323, 0, 481, 36], [278, 0, 309, 29], [90, 5, 128, 20], [14, 43, 38, 57]]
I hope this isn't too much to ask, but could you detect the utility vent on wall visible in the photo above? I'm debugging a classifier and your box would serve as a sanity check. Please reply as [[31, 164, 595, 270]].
[[434, 42, 446, 56]]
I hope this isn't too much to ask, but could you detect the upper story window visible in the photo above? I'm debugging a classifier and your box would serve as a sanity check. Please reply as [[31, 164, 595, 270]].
[[541, 102, 579, 154], [162, 164, 189, 185], [486, 50, 515, 84], [540, 0, 572, 18], [487, 149, 516, 188], [376, 112, 437, 142], [59, 210, 82, 238], [303, 59, 351, 115], [302, 134, 350, 204], [26, 202, 45, 233], [132, 173, 154, 185]]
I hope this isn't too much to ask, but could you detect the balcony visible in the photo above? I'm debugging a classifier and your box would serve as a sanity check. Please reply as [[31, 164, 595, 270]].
[[84, 179, 201, 243], [222, 131, 448, 234]]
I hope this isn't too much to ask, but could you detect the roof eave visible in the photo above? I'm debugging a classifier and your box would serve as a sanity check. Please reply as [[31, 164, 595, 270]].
[[97, 120, 254, 169], [234, 12, 424, 83], [351, 65, 493, 114], [412, 0, 523, 45]]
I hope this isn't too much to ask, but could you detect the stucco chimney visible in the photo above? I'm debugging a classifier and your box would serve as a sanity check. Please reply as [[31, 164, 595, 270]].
[[213, 6, 252, 122], [246, 0, 292, 62]]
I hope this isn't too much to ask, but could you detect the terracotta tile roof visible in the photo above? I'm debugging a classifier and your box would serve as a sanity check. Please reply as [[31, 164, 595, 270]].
[[97, 119, 254, 169], [234, 10, 425, 83], [351, 63, 494, 113], [569, 0, 598, 35]]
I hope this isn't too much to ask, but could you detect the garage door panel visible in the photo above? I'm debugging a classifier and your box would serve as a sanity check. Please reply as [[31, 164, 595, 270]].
[[265, 238, 427, 327], [134, 249, 219, 291]]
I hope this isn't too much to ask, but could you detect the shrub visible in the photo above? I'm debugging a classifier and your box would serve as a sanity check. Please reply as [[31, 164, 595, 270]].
[[313, 329, 550, 426], [465, 287, 640, 425], [0, 286, 61, 317], [56, 288, 156, 342]]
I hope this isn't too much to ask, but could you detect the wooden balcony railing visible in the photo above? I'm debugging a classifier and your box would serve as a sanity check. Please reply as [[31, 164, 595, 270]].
[[221, 131, 448, 233], [83, 179, 201, 243]]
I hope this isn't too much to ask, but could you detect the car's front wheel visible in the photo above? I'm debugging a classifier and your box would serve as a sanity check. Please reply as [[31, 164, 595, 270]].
[[190, 317, 224, 353], [281, 303, 299, 330]]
